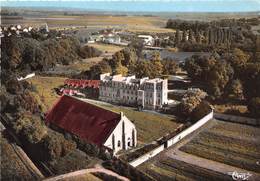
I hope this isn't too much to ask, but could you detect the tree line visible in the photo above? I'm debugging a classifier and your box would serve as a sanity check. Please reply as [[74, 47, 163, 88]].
[[184, 48, 260, 118], [1, 32, 101, 75], [163, 18, 259, 52]]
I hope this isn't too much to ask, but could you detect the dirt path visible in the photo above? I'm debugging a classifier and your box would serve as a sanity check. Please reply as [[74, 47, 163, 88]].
[[43, 164, 129, 181]]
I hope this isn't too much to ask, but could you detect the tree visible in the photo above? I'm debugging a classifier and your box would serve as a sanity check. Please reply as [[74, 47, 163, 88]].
[[185, 55, 234, 98], [89, 60, 112, 79], [207, 60, 234, 98], [128, 38, 144, 59], [114, 64, 128, 76], [224, 48, 250, 77], [150, 52, 163, 77], [188, 30, 195, 43], [228, 79, 244, 99], [120, 48, 138, 69], [162, 58, 179, 75], [175, 30, 181, 45], [79, 45, 102, 58], [111, 50, 125, 68], [133, 60, 152, 78], [14, 112, 47, 144], [247, 97, 260, 118], [191, 101, 212, 121], [179, 95, 202, 116], [240, 63, 260, 99]]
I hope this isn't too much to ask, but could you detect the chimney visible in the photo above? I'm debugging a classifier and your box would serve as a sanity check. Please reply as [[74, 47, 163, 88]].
[[120, 112, 124, 118]]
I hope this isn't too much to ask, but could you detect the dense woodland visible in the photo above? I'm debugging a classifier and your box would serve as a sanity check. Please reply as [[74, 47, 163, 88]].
[[1, 31, 101, 75]]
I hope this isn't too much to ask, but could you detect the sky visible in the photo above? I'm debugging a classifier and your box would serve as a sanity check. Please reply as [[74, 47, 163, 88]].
[[1, 0, 260, 12]]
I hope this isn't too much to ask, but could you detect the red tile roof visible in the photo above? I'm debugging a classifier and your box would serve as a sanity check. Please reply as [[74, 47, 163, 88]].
[[45, 95, 120, 146], [64, 79, 100, 89]]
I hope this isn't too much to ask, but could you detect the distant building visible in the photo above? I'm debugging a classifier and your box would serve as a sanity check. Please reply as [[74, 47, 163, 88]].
[[61, 79, 100, 98], [138, 35, 154, 46], [103, 34, 121, 44], [45, 23, 49, 32], [99, 73, 168, 110], [46, 95, 137, 153], [16, 25, 22, 30]]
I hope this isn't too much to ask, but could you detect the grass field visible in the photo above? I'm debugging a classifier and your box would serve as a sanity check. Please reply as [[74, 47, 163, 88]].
[[66, 57, 104, 71], [179, 119, 260, 173], [88, 43, 123, 54], [28, 76, 67, 112]]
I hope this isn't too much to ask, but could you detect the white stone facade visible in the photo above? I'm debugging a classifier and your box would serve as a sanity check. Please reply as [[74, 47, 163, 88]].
[[104, 112, 137, 153], [99, 73, 168, 110]]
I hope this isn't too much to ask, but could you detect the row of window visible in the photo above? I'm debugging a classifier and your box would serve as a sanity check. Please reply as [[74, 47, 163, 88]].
[[116, 138, 132, 148]]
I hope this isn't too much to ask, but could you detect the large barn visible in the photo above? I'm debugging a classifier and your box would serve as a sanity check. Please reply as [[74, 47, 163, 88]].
[[45, 95, 137, 153]]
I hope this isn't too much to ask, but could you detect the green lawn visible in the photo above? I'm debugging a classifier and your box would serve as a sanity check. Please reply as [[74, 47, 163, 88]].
[[29, 76, 67, 112], [85, 103, 180, 145]]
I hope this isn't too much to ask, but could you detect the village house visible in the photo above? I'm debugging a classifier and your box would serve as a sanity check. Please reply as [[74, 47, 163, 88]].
[[45, 95, 137, 153], [99, 73, 168, 110], [137, 35, 154, 46], [103, 34, 121, 44]]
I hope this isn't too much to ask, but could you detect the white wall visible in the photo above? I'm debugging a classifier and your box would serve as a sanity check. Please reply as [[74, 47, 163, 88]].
[[129, 145, 164, 167], [104, 113, 137, 153], [128, 111, 213, 167], [167, 111, 213, 147], [17, 73, 35, 81]]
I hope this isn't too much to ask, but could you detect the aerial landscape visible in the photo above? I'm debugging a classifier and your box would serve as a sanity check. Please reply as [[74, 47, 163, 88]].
[[1, 0, 260, 180]]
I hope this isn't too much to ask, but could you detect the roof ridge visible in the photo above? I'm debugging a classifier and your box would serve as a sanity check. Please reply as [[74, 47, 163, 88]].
[[66, 95, 120, 116]]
